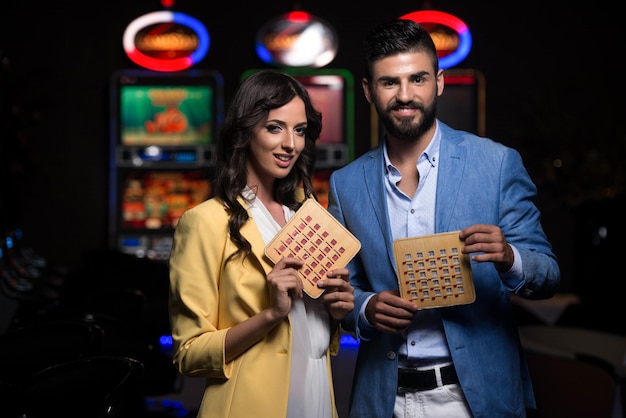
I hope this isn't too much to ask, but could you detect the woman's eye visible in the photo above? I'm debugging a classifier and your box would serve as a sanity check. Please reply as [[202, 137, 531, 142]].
[[267, 124, 282, 133]]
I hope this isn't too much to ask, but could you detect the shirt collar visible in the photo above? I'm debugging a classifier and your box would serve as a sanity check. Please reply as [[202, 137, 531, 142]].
[[383, 120, 442, 176]]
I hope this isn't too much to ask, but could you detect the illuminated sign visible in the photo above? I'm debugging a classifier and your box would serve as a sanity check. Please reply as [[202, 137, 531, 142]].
[[123, 11, 210, 72], [400, 10, 472, 69], [256, 11, 338, 68]]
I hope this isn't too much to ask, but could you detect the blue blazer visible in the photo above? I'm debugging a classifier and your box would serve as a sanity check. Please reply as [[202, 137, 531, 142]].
[[327, 121, 560, 418]]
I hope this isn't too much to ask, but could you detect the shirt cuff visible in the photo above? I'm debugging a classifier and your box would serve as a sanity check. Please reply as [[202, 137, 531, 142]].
[[500, 244, 524, 291], [357, 294, 377, 340]]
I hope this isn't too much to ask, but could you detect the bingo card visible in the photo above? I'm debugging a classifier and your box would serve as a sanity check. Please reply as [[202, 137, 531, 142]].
[[265, 199, 361, 298], [393, 231, 475, 309]]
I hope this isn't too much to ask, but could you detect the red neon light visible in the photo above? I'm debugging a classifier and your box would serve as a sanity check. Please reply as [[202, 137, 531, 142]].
[[400, 10, 472, 69], [123, 11, 209, 72], [402, 10, 468, 33], [287, 11, 311, 22], [126, 50, 193, 72], [444, 75, 475, 85]]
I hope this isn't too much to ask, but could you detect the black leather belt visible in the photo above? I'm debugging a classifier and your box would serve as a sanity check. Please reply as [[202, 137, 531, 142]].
[[398, 364, 459, 392]]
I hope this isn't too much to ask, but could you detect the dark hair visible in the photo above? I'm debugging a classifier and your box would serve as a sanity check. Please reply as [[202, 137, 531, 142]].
[[214, 69, 322, 262], [363, 19, 439, 80]]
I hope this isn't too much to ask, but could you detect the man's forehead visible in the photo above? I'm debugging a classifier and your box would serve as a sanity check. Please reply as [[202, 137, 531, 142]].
[[372, 52, 434, 76]]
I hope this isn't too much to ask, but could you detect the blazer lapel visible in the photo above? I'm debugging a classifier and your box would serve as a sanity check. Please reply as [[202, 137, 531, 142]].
[[436, 128, 467, 232], [363, 147, 397, 269]]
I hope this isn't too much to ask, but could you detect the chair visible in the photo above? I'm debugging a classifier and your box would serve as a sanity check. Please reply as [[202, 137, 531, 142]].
[[519, 324, 626, 417], [0, 318, 106, 415], [0, 319, 105, 386], [524, 347, 619, 418], [9, 355, 145, 418], [79, 287, 178, 397]]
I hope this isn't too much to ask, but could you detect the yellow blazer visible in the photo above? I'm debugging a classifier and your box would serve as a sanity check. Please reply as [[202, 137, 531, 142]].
[[169, 193, 341, 418]]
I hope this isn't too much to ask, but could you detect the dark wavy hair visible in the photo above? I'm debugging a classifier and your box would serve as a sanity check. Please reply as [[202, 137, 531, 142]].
[[363, 19, 439, 81], [214, 69, 322, 262]]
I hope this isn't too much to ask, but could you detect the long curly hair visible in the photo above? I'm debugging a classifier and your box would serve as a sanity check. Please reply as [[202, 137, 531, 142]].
[[214, 69, 322, 262]]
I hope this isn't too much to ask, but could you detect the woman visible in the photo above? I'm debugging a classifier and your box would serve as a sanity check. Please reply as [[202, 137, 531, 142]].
[[168, 69, 354, 418]]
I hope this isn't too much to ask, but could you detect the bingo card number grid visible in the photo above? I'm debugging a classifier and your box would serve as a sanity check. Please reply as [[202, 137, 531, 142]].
[[265, 199, 361, 298], [393, 231, 475, 309]]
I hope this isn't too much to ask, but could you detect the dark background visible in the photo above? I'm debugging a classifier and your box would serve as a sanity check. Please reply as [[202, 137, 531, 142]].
[[1, 1, 624, 324]]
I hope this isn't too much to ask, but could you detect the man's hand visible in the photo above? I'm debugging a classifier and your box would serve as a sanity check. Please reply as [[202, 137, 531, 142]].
[[459, 224, 514, 272], [365, 290, 417, 334]]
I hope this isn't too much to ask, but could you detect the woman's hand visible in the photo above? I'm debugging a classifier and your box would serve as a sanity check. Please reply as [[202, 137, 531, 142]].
[[266, 257, 305, 321], [317, 268, 354, 321], [224, 256, 304, 362]]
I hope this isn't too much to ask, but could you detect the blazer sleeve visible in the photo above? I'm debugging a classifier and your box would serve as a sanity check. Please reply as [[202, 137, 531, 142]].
[[168, 202, 233, 379], [499, 147, 560, 299]]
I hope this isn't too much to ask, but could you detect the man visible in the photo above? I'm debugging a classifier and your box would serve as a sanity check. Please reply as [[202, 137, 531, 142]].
[[327, 19, 560, 418]]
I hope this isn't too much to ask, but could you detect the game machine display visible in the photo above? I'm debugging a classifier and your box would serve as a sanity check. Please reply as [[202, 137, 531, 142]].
[[244, 10, 355, 208], [437, 68, 485, 136], [109, 8, 224, 260]]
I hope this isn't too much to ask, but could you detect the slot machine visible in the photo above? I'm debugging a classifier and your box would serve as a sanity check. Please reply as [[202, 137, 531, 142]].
[[108, 69, 224, 260]]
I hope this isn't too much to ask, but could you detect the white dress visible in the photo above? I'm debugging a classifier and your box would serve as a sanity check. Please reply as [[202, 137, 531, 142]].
[[245, 190, 332, 418]]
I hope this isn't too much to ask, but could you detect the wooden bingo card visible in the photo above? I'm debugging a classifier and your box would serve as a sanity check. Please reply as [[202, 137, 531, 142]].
[[265, 199, 361, 298], [392, 231, 475, 309]]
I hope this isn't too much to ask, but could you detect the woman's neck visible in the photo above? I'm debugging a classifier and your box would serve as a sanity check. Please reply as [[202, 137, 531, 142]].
[[247, 184, 286, 227]]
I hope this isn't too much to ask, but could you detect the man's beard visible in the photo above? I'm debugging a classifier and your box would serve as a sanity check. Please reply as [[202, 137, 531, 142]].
[[376, 97, 437, 140]]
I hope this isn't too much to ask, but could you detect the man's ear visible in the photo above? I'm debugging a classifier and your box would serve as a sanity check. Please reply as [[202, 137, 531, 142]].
[[361, 78, 373, 104], [437, 69, 445, 97]]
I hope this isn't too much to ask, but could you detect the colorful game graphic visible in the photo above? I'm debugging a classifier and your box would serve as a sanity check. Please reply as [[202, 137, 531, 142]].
[[120, 85, 213, 146], [120, 170, 211, 230]]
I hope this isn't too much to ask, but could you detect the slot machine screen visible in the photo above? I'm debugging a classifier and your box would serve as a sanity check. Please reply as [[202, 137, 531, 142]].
[[438, 69, 485, 136], [111, 69, 224, 147], [120, 85, 213, 146], [115, 168, 212, 259], [293, 74, 344, 145], [119, 169, 212, 231]]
